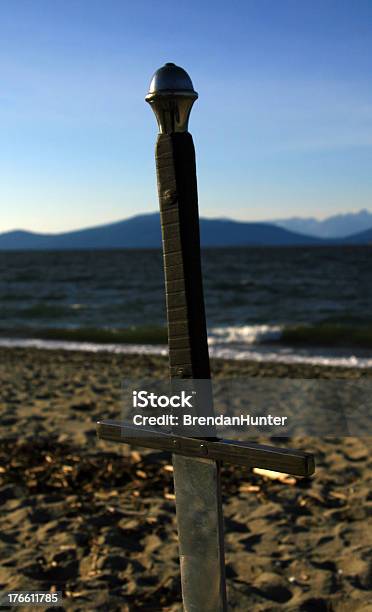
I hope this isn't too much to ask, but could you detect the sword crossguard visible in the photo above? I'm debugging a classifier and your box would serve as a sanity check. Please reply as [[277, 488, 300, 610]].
[[97, 420, 315, 478]]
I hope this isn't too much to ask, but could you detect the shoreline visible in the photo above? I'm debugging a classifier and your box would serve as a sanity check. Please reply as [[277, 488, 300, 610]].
[[1, 337, 372, 370], [1, 345, 372, 378]]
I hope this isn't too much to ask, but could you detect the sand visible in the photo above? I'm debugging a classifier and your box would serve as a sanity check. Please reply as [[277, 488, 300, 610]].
[[0, 348, 371, 611]]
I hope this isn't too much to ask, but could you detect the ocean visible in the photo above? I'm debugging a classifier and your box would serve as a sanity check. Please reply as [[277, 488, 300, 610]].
[[0, 246, 372, 367]]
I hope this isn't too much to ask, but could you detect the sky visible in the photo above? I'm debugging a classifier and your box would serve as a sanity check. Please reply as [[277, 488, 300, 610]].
[[1, 0, 372, 233]]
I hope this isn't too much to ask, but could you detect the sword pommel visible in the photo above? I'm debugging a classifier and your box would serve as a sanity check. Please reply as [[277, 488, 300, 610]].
[[145, 62, 198, 134]]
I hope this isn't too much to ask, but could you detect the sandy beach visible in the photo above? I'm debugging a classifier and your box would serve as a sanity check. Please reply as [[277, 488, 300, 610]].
[[0, 347, 371, 611]]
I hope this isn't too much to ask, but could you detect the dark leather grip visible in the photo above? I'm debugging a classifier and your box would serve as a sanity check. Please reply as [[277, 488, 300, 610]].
[[155, 132, 211, 380]]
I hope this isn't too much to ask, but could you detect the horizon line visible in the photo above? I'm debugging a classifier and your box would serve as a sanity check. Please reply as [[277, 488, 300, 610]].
[[0, 207, 371, 236]]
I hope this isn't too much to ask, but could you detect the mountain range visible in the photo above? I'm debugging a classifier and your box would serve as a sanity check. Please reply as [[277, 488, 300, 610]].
[[0, 211, 372, 250], [273, 208, 372, 238]]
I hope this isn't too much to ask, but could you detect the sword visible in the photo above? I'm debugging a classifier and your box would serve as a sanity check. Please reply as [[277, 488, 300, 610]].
[[145, 61, 227, 612]]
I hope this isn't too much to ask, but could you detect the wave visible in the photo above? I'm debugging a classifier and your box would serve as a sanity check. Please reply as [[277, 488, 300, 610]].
[[209, 325, 282, 345], [209, 322, 372, 349], [2, 321, 372, 347], [0, 322, 371, 368], [282, 322, 372, 348], [0, 326, 168, 345], [0, 336, 370, 368]]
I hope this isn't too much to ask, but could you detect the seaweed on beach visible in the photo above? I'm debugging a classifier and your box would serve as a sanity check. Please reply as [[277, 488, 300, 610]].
[[0, 436, 181, 611]]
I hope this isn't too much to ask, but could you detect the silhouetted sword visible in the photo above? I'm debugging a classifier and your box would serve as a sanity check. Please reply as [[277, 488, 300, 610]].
[[145, 62, 227, 611], [97, 62, 314, 611]]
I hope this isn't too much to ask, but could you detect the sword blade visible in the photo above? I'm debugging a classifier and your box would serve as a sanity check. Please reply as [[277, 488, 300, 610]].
[[173, 455, 227, 612]]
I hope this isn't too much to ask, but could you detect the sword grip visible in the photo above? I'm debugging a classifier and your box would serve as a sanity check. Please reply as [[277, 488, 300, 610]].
[[156, 132, 211, 380]]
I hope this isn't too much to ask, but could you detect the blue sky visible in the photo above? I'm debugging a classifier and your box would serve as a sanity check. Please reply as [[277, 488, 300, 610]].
[[1, 0, 372, 232]]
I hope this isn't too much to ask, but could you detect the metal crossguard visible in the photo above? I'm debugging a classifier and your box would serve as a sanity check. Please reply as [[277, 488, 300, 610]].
[[97, 63, 315, 612], [97, 421, 314, 477]]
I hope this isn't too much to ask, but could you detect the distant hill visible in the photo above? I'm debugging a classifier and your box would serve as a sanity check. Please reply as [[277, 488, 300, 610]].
[[273, 209, 372, 238], [0, 212, 371, 250], [342, 227, 372, 245], [0, 213, 326, 250], [0, 215, 163, 250]]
